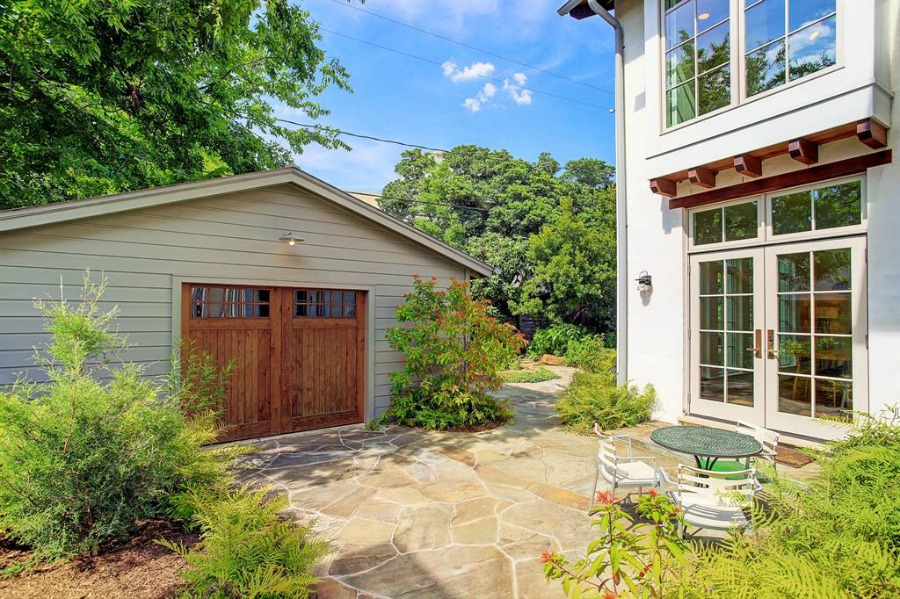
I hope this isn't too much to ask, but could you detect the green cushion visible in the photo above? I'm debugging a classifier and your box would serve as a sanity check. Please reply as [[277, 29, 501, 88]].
[[710, 460, 749, 480]]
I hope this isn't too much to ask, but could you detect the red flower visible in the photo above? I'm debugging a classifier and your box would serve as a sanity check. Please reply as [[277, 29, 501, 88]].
[[595, 490, 618, 505], [539, 550, 555, 564], [601, 591, 618, 599], [647, 488, 659, 498]]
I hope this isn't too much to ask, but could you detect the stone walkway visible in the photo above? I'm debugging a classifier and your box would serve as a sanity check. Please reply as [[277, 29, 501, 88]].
[[235, 368, 730, 598]]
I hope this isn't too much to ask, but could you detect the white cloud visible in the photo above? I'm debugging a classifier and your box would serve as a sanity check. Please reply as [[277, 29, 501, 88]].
[[503, 73, 533, 106], [441, 60, 496, 83], [462, 82, 498, 112]]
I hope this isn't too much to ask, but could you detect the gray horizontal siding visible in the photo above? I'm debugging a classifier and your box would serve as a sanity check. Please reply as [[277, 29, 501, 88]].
[[0, 183, 469, 415]]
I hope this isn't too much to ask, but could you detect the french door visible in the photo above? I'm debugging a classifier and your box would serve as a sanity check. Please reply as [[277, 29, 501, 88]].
[[690, 236, 867, 439]]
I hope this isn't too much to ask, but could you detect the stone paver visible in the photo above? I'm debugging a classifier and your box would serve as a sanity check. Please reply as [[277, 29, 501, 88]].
[[237, 364, 815, 598]]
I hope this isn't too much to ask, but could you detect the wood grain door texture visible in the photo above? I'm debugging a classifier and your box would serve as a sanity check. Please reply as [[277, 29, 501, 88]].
[[181, 284, 365, 442]]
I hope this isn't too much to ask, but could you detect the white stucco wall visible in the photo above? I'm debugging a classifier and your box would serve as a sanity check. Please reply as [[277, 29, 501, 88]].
[[615, 0, 897, 426]]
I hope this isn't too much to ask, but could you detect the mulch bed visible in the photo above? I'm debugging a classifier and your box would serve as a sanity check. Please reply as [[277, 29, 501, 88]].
[[0, 520, 199, 599]]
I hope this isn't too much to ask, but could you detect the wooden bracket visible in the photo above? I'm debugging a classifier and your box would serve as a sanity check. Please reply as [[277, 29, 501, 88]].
[[688, 166, 716, 188], [649, 178, 677, 198], [857, 118, 888, 149], [789, 138, 819, 165], [734, 154, 763, 178]]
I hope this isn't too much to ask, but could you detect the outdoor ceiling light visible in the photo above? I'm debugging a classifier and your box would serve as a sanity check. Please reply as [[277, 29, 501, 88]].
[[636, 271, 652, 292], [279, 232, 305, 246], [698, 12, 710, 20]]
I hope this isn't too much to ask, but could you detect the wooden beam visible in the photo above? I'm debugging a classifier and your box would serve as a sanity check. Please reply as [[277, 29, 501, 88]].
[[650, 178, 678, 198], [857, 118, 888, 149], [688, 167, 716, 188], [789, 138, 819, 165], [669, 150, 892, 210], [734, 154, 763, 178]]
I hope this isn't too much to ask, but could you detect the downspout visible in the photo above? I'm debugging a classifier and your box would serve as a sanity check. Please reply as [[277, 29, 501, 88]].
[[558, 0, 628, 385]]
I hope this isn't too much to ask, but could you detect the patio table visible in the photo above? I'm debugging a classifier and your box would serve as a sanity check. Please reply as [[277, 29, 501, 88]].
[[650, 425, 762, 470]]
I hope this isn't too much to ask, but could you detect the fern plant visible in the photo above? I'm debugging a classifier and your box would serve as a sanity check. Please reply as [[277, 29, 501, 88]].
[[161, 487, 328, 599]]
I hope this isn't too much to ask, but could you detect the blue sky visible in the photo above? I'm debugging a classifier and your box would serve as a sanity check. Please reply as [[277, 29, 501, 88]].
[[279, 0, 617, 193]]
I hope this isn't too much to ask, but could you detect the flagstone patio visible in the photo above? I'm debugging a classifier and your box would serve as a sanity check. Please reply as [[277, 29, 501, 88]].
[[235, 368, 623, 597], [235, 367, 811, 598]]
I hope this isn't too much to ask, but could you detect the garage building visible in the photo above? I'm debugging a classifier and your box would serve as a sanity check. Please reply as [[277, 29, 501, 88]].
[[0, 168, 493, 441]]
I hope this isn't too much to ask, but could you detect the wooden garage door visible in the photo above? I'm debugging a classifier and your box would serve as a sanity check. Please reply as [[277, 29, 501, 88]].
[[182, 284, 365, 442]]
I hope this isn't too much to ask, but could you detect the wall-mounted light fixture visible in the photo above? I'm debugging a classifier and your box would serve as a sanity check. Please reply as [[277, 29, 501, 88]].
[[636, 271, 652, 292], [279, 232, 305, 246]]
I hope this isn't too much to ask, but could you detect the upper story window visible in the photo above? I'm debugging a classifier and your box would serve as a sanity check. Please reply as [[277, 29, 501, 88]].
[[663, 0, 840, 129], [665, 0, 732, 127], [745, 0, 837, 96]]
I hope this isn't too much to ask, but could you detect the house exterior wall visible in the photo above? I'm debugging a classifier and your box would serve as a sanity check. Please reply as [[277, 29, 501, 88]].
[[0, 183, 469, 420], [614, 0, 898, 426]]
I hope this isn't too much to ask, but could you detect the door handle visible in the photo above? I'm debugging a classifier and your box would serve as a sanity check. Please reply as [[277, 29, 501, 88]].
[[767, 329, 778, 359], [754, 329, 762, 359]]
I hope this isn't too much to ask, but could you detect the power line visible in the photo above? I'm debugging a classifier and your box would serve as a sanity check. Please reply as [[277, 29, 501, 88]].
[[277, 118, 449, 152], [318, 27, 610, 110], [327, 0, 613, 96]]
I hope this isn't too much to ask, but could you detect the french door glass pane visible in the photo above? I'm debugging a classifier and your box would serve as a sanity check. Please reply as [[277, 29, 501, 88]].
[[815, 379, 851, 420], [727, 296, 753, 330], [778, 294, 811, 333], [815, 336, 852, 378], [701, 331, 724, 365], [700, 296, 724, 329], [745, 0, 786, 51], [779, 334, 811, 374], [814, 293, 851, 334], [778, 253, 810, 291], [700, 261, 724, 294], [746, 39, 786, 96], [726, 257, 753, 293], [727, 332, 754, 369], [700, 366, 725, 401], [788, 16, 836, 80], [779, 374, 811, 416], [726, 369, 754, 406], [814, 248, 851, 290]]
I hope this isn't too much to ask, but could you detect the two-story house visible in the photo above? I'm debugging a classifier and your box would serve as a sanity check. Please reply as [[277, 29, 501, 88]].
[[559, 0, 898, 441]]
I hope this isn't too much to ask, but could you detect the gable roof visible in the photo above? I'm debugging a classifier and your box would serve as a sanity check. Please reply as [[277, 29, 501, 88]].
[[0, 167, 494, 277]]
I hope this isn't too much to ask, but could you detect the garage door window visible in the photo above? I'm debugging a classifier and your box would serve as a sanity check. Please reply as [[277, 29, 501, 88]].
[[191, 287, 270, 318], [295, 289, 356, 317]]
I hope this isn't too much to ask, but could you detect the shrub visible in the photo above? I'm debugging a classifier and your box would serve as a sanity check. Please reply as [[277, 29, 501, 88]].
[[161, 486, 328, 599], [675, 408, 900, 598], [386, 277, 526, 429], [0, 276, 233, 558], [556, 372, 655, 433], [544, 490, 687, 597], [500, 366, 560, 384], [526, 324, 594, 358], [565, 338, 617, 374]]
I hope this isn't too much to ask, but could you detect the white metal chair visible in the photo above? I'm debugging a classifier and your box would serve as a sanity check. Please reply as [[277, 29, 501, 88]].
[[590, 422, 659, 510], [661, 464, 761, 538], [735, 420, 780, 470]]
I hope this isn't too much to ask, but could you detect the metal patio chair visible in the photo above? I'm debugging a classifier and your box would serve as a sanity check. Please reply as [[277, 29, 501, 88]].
[[591, 422, 659, 510], [661, 464, 761, 538]]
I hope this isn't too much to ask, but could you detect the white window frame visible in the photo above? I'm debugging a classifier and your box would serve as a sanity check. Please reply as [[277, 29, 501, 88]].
[[688, 175, 867, 252], [661, 0, 844, 132]]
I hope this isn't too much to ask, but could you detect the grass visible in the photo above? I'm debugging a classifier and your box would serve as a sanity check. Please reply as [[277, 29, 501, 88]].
[[500, 366, 560, 384]]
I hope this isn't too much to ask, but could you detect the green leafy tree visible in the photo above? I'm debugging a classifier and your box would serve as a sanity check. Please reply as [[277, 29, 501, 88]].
[[380, 146, 617, 331], [516, 197, 616, 327], [0, 0, 351, 209]]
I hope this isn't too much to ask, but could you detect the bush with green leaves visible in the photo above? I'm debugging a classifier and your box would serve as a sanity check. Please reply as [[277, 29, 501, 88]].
[[675, 408, 900, 598], [500, 366, 560, 384], [526, 323, 596, 358], [565, 338, 617, 374], [0, 277, 234, 558], [386, 277, 526, 429], [162, 486, 328, 599], [556, 372, 656, 433]]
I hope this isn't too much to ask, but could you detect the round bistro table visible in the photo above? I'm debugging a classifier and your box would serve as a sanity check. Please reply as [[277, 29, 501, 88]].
[[650, 425, 762, 470]]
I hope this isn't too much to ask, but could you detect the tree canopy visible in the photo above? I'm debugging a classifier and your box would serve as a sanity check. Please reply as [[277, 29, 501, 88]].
[[379, 146, 616, 331], [0, 0, 350, 209]]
